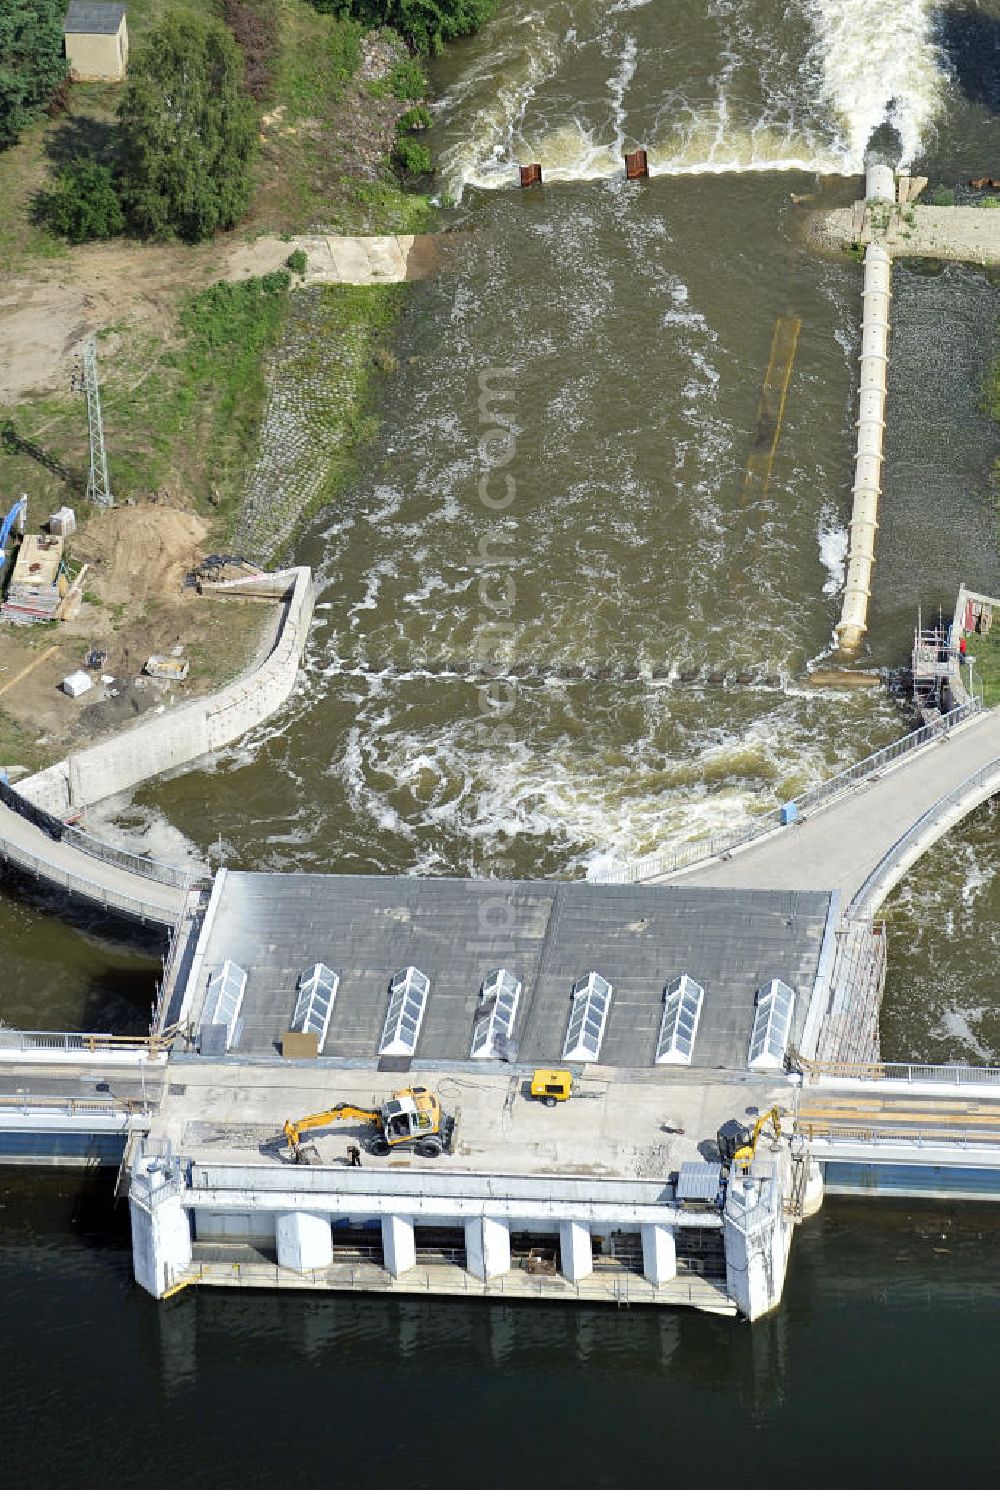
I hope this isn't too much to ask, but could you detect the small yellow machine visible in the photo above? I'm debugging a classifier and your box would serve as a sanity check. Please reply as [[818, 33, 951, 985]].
[[718, 1106, 782, 1174], [530, 1069, 574, 1107], [282, 1085, 455, 1162]]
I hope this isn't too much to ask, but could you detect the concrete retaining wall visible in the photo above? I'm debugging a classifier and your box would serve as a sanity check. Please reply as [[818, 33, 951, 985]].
[[20, 567, 315, 816]]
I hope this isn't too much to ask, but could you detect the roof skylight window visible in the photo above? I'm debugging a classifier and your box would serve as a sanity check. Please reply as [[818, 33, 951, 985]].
[[655, 974, 704, 1065], [562, 971, 613, 1062], [747, 979, 795, 1072], [291, 963, 340, 1051], [471, 968, 522, 1059], [379, 966, 430, 1056]]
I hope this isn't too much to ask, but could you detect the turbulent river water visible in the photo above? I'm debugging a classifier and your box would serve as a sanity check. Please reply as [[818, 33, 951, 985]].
[[1, 0, 999, 1458]]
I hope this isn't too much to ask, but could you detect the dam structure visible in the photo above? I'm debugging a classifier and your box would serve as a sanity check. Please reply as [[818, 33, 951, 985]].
[[5, 695, 1000, 1317]]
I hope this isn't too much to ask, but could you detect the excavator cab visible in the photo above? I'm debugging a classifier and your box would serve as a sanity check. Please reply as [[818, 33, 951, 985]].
[[283, 1084, 454, 1162], [382, 1085, 438, 1134], [372, 1087, 450, 1157]]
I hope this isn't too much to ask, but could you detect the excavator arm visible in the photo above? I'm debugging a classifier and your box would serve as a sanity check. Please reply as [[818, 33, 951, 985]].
[[283, 1103, 382, 1160], [733, 1106, 782, 1173]]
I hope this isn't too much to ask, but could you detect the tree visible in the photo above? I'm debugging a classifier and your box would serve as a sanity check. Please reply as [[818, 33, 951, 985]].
[[0, 0, 68, 150], [42, 155, 125, 244], [309, 0, 496, 54], [118, 13, 257, 243]]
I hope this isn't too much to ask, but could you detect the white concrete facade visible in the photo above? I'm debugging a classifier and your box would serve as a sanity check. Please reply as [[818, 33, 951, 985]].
[[130, 1158, 193, 1298], [276, 1211, 333, 1271], [722, 1169, 789, 1320], [465, 1216, 511, 1280], [641, 1223, 677, 1286], [127, 1146, 738, 1311], [559, 1220, 594, 1282], [382, 1214, 416, 1276]]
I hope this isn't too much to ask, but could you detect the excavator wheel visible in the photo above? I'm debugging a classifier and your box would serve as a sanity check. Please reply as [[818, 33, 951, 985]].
[[369, 1136, 390, 1157], [415, 1138, 443, 1158]]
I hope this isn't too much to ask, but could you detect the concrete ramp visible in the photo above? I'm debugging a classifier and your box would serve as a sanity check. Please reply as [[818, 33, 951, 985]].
[[675, 708, 1000, 910]]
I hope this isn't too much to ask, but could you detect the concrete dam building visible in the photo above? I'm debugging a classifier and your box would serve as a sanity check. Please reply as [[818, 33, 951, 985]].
[[130, 872, 836, 1318]]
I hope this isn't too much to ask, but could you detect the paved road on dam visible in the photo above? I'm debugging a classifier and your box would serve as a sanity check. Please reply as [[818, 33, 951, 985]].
[[674, 709, 1000, 909]]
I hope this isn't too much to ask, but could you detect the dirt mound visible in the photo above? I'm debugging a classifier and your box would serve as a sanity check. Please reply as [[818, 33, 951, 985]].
[[74, 504, 207, 605]]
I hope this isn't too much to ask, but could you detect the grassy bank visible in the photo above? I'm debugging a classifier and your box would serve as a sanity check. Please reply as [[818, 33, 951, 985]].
[[0, 273, 289, 529], [965, 625, 1000, 708], [1, 268, 403, 551], [237, 282, 405, 559]]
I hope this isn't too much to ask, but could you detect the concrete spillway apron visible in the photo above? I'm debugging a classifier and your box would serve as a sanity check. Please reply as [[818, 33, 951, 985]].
[[836, 160, 895, 656]]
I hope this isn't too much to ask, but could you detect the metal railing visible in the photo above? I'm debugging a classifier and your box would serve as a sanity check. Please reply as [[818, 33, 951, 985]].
[[0, 1093, 150, 1117], [803, 1058, 1000, 1087], [0, 1026, 177, 1057], [850, 754, 1000, 915], [61, 823, 199, 889], [0, 779, 200, 892], [595, 698, 983, 884], [802, 1123, 1000, 1151], [0, 836, 182, 925], [170, 1258, 734, 1309]]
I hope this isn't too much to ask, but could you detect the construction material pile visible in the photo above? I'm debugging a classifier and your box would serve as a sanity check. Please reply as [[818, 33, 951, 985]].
[[1, 534, 65, 624]]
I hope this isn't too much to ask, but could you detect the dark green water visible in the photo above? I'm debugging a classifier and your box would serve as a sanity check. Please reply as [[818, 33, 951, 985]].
[[2, 0, 1000, 1457], [2, 1173, 1000, 1489]]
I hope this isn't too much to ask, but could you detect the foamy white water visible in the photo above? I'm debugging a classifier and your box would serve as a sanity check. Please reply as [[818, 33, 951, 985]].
[[805, 0, 948, 166], [818, 514, 848, 596], [438, 0, 951, 196]]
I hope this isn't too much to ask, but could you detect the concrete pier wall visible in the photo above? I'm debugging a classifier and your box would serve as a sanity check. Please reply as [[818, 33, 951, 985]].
[[132, 1153, 736, 1312], [19, 567, 315, 817], [836, 225, 891, 655]]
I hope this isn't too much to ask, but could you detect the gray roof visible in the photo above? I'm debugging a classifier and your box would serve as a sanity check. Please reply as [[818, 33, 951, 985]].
[[186, 871, 834, 1072], [64, 2, 126, 35]]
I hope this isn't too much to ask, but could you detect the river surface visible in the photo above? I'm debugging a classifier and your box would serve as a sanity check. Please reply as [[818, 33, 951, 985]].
[[2, 1173, 1000, 1488], [1, 0, 999, 1455]]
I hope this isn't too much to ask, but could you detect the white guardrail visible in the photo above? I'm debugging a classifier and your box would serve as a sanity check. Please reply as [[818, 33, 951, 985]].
[[804, 1059, 1000, 1088]]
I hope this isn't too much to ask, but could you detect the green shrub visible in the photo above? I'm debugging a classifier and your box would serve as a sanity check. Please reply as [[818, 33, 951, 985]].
[[285, 247, 308, 275], [388, 56, 427, 98], [118, 13, 257, 242], [0, 0, 68, 149], [41, 156, 125, 244], [928, 186, 956, 206], [394, 135, 432, 175], [979, 196, 1000, 210], [398, 105, 431, 132], [307, 0, 494, 54]]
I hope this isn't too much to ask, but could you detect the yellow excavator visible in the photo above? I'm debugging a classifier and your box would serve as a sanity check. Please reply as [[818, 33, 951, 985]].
[[283, 1085, 456, 1163], [717, 1106, 782, 1174]]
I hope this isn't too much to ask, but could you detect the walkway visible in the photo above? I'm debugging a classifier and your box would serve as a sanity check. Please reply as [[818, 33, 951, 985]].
[[0, 798, 190, 926], [814, 202, 1000, 269], [671, 707, 1000, 910], [230, 233, 440, 287], [798, 1085, 1000, 1173]]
